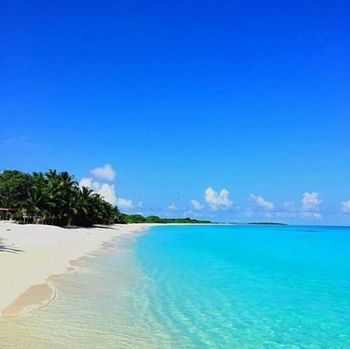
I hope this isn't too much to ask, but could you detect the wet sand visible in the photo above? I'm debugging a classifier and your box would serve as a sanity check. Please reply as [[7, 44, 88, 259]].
[[0, 223, 148, 316]]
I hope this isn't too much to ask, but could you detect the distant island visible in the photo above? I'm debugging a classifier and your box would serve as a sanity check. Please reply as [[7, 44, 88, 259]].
[[247, 222, 287, 226], [121, 214, 211, 224], [0, 170, 211, 227]]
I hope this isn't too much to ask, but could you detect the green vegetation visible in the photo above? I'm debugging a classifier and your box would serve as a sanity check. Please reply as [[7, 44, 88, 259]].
[[120, 214, 211, 224], [0, 169, 211, 227], [0, 170, 123, 227]]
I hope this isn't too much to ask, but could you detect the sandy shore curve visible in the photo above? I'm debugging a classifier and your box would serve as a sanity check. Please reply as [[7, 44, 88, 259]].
[[0, 223, 148, 316]]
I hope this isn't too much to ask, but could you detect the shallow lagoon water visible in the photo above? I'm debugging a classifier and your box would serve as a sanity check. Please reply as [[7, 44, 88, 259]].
[[1, 225, 350, 348]]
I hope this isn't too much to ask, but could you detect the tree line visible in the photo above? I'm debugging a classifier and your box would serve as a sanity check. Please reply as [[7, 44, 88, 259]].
[[0, 170, 211, 227], [0, 170, 122, 226], [120, 214, 211, 224]]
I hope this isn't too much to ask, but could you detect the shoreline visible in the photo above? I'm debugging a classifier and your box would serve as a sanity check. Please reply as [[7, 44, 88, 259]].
[[0, 222, 222, 316], [0, 223, 149, 316]]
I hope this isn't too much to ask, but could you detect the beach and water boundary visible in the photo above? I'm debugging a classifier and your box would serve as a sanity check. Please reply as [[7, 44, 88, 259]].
[[1, 224, 350, 348], [0, 223, 149, 316]]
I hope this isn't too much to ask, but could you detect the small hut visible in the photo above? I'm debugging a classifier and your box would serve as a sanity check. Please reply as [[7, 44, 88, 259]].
[[0, 208, 16, 221]]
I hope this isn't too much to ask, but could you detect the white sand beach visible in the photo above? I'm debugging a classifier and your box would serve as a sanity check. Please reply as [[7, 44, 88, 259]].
[[0, 223, 148, 316]]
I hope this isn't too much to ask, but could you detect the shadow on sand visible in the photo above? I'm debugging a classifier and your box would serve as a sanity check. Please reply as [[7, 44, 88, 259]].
[[0, 238, 23, 254]]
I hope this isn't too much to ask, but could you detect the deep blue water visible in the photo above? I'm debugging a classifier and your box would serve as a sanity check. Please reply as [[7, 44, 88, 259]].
[[135, 225, 350, 348]]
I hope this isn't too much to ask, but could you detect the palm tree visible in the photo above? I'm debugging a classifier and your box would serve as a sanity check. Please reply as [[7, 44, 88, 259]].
[[59, 172, 79, 226], [26, 186, 46, 223], [46, 169, 58, 180], [59, 171, 78, 188], [1, 169, 120, 227], [44, 170, 79, 226], [74, 186, 95, 226]]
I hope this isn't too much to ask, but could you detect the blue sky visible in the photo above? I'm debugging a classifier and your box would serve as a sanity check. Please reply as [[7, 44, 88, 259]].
[[1, 1, 350, 224]]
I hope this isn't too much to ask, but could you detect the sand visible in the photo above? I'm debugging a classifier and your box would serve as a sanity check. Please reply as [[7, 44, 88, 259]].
[[0, 222, 148, 316]]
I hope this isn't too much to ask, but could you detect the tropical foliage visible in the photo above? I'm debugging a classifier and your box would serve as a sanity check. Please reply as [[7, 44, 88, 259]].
[[0, 170, 123, 226], [0, 169, 211, 227], [120, 214, 211, 224]]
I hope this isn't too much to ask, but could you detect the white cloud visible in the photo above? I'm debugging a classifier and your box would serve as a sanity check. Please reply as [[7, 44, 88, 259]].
[[116, 198, 134, 210], [191, 199, 203, 210], [249, 194, 274, 210], [79, 177, 101, 192], [90, 164, 116, 182], [98, 183, 117, 206], [205, 187, 233, 210], [245, 193, 323, 220], [300, 192, 322, 219], [276, 196, 323, 220], [80, 165, 140, 210], [341, 200, 350, 213], [168, 203, 178, 210], [79, 177, 94, 189], [79, 177, 117, 205], [301, 192, 322, 211]]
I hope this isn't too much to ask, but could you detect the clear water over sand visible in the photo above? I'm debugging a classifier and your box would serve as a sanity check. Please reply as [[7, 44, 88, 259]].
[[1, 225, 350, 348]]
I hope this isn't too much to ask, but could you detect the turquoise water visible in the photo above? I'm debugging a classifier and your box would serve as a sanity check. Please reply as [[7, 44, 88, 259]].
[[1, 225, 350, 348], [135, 225, 350, 348]]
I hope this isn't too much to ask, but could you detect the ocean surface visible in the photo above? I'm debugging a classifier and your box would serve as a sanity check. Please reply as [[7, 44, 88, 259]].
[[1, 225, 350, 348]]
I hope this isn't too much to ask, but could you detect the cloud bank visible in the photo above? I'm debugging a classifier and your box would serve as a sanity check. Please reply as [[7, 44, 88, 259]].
[[249, 194, 274, 211], [79, 177, 117, 206], [79, 164, 135, 210], [300, 192, 322, 219], [301, 192, 322, 211], [90, 164, 116, 182], [205, 187, 233, 210]]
